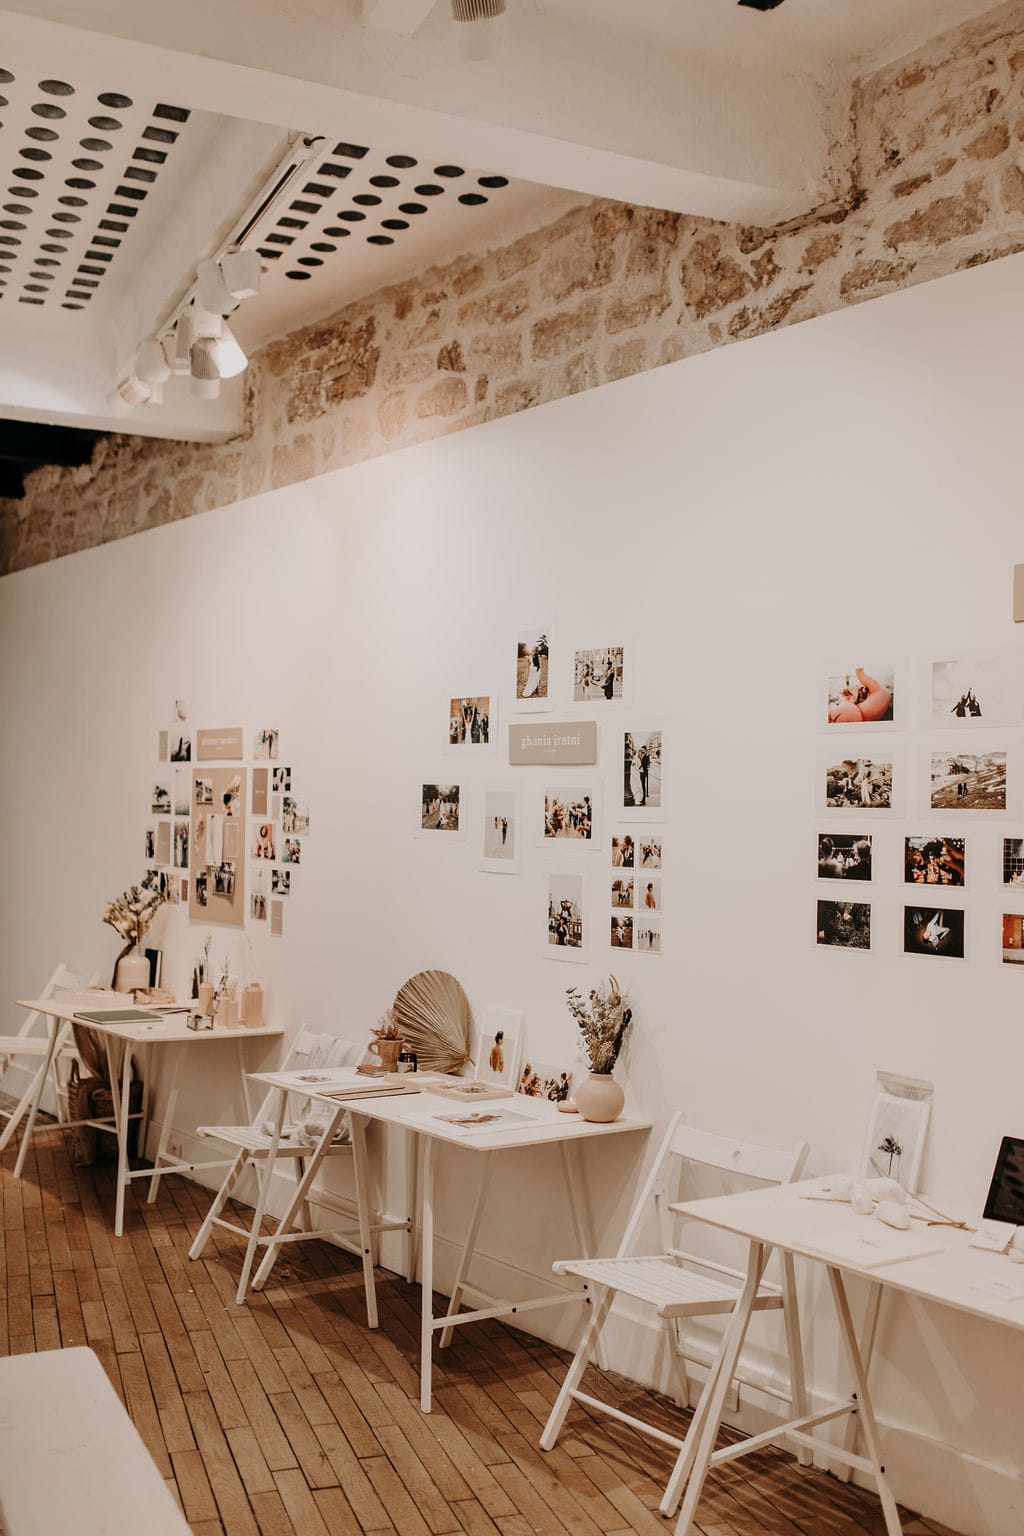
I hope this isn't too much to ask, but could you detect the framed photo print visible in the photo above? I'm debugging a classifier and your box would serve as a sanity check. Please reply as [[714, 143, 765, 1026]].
[[929, 749, 1006, 812], [473, 1007, 524, 1089], [515, 626, 551, 710], [418, 782, 466, 839], [929, 652, 1024, 729], [904, 835, 964, 886], [817, 834, 872, 882], [1002, 913, 1024, 966], [821, 753, 895, 812], [480, 783, 521, 873], [816, 898, 871, 951], [546, 869, 587, 961], [448, 694, 496, 750], [622, 727, 663, 815], [571, 644, 628, 706], [858, 1073, 932, 1192], [823, 662, 896, 728], [903, 905, 965, 959], [541, 785, 599, 846]]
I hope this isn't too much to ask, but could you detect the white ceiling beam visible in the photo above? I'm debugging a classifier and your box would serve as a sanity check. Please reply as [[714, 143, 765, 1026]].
[[362, 0, 438, 38], [0, 3, 844, 224]]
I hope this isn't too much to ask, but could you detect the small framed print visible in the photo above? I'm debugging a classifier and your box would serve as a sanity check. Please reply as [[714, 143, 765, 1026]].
[[817, 833, 873, 882], [928, 747, 1007, 814], [1003, 913, 1024, 966], [541, 784, 600, 847], [448, 694, 496, 751], [859, 1073, 932, 1192], [418, 782, 467, 839], [822, 662, 897, 730], [928, 652, 1024, 729], [816, 898, 871, 952], [633, 914, 661, 955], [473, 1007, 524, 1089], [621, 727, 663, 816], [903, 904, 965, 959], [570, 644, 629, 707], [903, 835, 964, 887], [515, 625, 552, 711], [545, 868, 588, 962], [820, 751, 896, 813], [481, 783, 521, 874]]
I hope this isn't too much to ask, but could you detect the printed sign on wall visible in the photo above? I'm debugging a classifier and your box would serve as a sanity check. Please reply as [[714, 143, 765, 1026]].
[[196, 727, 244, 761], [509, 721, 598, 766]]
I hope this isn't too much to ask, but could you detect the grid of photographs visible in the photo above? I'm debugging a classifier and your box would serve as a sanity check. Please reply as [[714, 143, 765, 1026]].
[[610, 832, 662, 953]]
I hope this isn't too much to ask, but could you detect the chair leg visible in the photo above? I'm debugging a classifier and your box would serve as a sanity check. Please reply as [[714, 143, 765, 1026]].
[[781, 1251, 811, 1467], [660, 1325, 730, 1516], [668, 1318, 691, 1410], [349, 1113, 379, 1329], [189, 1147, 249, 1260], [540, 1286, 614, 1451], [236, 1158, 274, 1305]]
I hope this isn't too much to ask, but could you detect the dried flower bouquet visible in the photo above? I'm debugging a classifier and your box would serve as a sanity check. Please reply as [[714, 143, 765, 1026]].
[[566, 975, 633, 1075]]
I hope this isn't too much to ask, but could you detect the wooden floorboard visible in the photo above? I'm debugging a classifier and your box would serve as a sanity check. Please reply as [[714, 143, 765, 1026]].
[[0, 1125, 965, 1536]]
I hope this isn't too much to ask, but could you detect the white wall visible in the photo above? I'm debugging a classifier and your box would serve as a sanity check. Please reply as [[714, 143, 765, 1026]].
[[4, 252, 1024, 1535]]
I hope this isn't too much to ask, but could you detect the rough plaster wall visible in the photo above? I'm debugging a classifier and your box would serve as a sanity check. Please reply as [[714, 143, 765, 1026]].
[[4, 0, 1024, 575]]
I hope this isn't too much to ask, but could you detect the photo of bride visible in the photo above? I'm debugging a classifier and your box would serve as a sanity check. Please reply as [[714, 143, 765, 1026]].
[[516, 629, 549, 703], [623, 729, 662, 811]]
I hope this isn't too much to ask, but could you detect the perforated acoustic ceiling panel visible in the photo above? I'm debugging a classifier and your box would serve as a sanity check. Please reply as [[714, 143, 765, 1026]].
[[0, 66, 193, 311]]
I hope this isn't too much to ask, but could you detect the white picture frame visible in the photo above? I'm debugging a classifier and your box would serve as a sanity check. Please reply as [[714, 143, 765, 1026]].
[[858, 1075, 932, 1193], [480, 783, 521, 874], [544, 867, 589, 963], [473, 1007, 525, 1089], [417, 780, 467, 840]]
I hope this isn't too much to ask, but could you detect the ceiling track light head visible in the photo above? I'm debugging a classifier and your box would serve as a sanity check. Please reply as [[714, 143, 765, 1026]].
[[450, 0, 505, 17], [189, 336, 221, 399]]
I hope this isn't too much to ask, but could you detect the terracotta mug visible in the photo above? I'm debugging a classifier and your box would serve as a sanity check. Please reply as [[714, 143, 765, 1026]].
[[369, 1036, 403, 1072]]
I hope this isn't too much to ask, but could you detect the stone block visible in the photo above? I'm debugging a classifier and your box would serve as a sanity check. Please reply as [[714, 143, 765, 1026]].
[[531, 298, 601, 359], [415, 377, 469, 418], [884, 188, 987, 249]]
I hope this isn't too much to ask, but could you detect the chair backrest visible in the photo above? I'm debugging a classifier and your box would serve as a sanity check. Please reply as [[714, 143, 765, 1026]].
[[617, 1111, 809, 1259], [11, 962, 93, 1043], [250, 1027, 363, 1125]]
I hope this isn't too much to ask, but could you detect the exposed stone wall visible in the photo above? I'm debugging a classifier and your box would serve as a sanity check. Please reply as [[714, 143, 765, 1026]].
[[4, 2, 1024, 574]]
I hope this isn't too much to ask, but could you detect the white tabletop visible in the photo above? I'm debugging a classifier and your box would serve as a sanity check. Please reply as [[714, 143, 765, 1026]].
[[251, 1070, 650, 1151], [17, 996, 282, 1045], [0, 1346, 192, 1535], [674, 1178, 1024, 1333]]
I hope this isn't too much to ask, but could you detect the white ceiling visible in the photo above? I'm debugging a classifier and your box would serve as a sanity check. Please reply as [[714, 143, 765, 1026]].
[[0, 0, 1008, 448]]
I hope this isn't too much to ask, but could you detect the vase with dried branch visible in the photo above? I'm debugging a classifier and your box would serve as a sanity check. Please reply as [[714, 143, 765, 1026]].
[[104, 874, 174, 992], [369, 1008, 405, 1071], [565, 976, 632, 1122]]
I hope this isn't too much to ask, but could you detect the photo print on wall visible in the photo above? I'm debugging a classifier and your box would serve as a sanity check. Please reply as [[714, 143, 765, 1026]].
[[516, 627, 550, 707], [572, 645, 625, 705], [1002, 913, 1024, 965], [817, 834, 872, 882], [611, 832, 635, 868], [250, 866, 268, 921], [859, 1075, 932, 1192], [449, 695, 493, 747], [825, 664, 895, 726], [904, 905, 965, 959], [904, 836, 965, 886], [930, 653, 1024, 728], [634, 915, 661, 954], [817, 899, 871, 951], [252, 822, 276, 860], [152, 782, 171, 815], [481, 784, 520, 874], [281, 796, 309, 835], [546, 870, 586, 960], [169, 728, 191, 762], [610, 912, 634, 950], [824, 757, 893, 810], [517, 1061, 573, 1102], [623, 728, 662, 812], [253, 727, 280, 760], [420, 782, 464, 836], [929, 751, 1006, 810], [543, 786, 596, 843], [1003, 838, 1024, 884]]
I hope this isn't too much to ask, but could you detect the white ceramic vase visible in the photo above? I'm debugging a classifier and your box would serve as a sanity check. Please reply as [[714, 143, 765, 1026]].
[[574, 1071, 625, 1123], [115, 948, 150, 994]]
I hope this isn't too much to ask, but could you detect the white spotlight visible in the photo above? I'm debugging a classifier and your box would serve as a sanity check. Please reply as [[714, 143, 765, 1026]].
[[450, 0, 506, 56], [135, 335, 171, 402], [196, 258, 238, 315], [208, 322, 248, 380], [106, 376, 152, 413], [189, 337, 221, 399], [220, 249, 261, 301]]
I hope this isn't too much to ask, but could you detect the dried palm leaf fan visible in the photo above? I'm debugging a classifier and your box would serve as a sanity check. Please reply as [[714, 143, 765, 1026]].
[[392, 971, 472, 1073]]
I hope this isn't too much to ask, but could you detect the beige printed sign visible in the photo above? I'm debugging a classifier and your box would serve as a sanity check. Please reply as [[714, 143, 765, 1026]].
[[196, 727, 244, 761], [508, 721, 598, 766]]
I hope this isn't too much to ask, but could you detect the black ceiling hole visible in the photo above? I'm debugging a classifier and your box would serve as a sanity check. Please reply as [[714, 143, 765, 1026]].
[[73, 159, 103, 172], [39, 79, 74, 96], [133, 146, 166, 164], [310, 241, 336, 253], [32, 102, 65, 120], [78, 264, 104, 276], [86, 250, 112, 262], [98, 91, 132, 108], [26, 126, 59, 142], [92, 235, 120, 248], [24, 283, 47, 292], [98, 217, 127, 231], [319, 163, 351, 180], [124, 165, 156, 183], [59, 196, 88, 207], [297, 256, 322, 266], [285, 270, 311, 280], [81, 137, 112, 152], [386, 154, 416, 168], [478, 174, 509, 188], [367, 234, 394, 245], [0, 95, 6, 107], [153, 103, 190, 122], [13, 168, 43, 181], [369, 175, 400, 188], [332, 142, 368, 159], [29, 270, 54, 280], [303, 181, 335, 198], [277, 216, 307, 229], [20, 147, 52, 162], [336, 209, 365, 222], [459, 192, 488, 205], [89, 116, 121, 131], [45, 232, 68, 242], [256, 248, 281, 259], [265, 232, 294, 245], [143, 125, 176, 144], [399, 202, 427, 215], [0, 236, 21, 246], [35, 257, 60, 267], [3, 201, 29, 212], [107, 203, 137, 217], [114, 185, 146, 200], [0, 70, 14, 84], [0, 277, 6, 285], [290, 200, 320, 215], [352, 193, 381, 206], [19, 296, 45, 304], [0, 219, 25, 230], [74, 275, 100, 286], [322, 226, 350, 238], [9, 186, 37, 197], [65, 179, 95, 191], [62, 302, 83, 309], [434, 165, 465, 178], [41, 243, 67, 253], [52, 211, 80, 223], [381, 218, 409, 230], [414, 184, 443, 196], [66, 291, 92, 300]]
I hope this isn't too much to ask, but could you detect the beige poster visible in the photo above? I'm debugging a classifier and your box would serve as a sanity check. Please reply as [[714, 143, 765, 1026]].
[[252, 768, 269, 816], [508, 721, 598, 766], [155, 821, 171, 865], [271, 900, 284, 937], [196, 727, 244, 761], [190, 767, 247, 927]]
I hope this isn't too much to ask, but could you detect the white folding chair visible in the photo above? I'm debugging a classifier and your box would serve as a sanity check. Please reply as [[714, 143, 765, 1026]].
[[188, 1028, 386, 1314], [540, 1113, 809, 1517], [0, 963, 98, 1151]]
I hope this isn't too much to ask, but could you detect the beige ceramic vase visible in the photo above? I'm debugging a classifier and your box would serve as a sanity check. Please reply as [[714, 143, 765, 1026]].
[[115, 948, 150, 995], [574, 1071, 625, 1123]]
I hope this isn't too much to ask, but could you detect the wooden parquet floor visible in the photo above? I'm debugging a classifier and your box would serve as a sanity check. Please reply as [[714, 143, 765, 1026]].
[[0, 1126, 964, 1536]]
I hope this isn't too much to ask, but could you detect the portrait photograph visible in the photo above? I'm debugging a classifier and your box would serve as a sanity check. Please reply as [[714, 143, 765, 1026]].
[[611, 876, 634, 908], [281, 796, 309, 835], [1003, 912, 1024, 965], [623, 729, 662, 811], [481, 785, 520, 873], [637, 836, 663, 869], [420, 782, 464, 836], [271, 869, 291, 896], [634, 915, 661, 954], [1003, 838, 1024, 885], [611, 833, 635, 868], [281, 837, 302, 865], [572, 645, 625, 704], [904, 905, 965, 959], [824, 758, 893, 810], [213, 861, 236, 898], [449, 694, 493, 746], [547, 871, 585, 956], [151, 782, 171, 815], [637, 876, 661, 913], [169, 730, 192, 762], [249, 867, 268, 921], [516, 628, 550, 705], [144, 828, 155, 861], [930, 653, 1024, 728], [473, 1007, 524, 1089], [272, 765, 291, 794], [929, 751, 1006, 810], [817, 834, 872, 882], [610, 913, 634, 949], [194, 777, 213, 806], [543, 787, 595, 842], [173, 821, 189, 870], [826, 664, 895, 725], [904, 836, 965, 886], [194, 871, 208, 908], [816, 899, 871, 951], [254, 727, 280, 760]]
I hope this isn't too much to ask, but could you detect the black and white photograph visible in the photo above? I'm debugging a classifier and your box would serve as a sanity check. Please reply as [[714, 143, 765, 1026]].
[[929, 751, 1006, 810], [449, 695, 492, 745], [169, 730, 192, 762], [481, 786, 520, 873], [173, 769, 191, 817], [271, 869, 291, 896], [824, 758, 893, 809], [249, 867, 268, 921], [517, 1061, 573, 1101], [516, 628, 550, 703], [213, 861, 236, 897], [623, 729, 662, 811], [816, 898, 871, 950], [611, 876, 633, 908], [144, 828, 155, 860], [151, 782, 171, 815], [637, 837, 663, 869], [1003, 913, 1024, 965], [254, 727, 280, 760], [818, 834, 873, 882], [1003, 838, 1024, 884], [173, 821, 189, 870], [930, 653, 1024, 727], [904, 836, 965, 886], [272, 765, 291, 794], [194, 777, 213, 806], [611, 833, 635, 868], [858, 1079, 931, 1191], [573, 646, 625, 704], [547, 871, 585, 955], [610, 914, 634, 949], [637, 876, 661, 913], [281, 796, 310, 835], [543, 788, 595, 841], [194, 871, 208, 908], [281, 837, 302, 865], [635, 916, 661, 954], [421, 783, 462, 834], [826, 664, 895, 725], [904, 905, 965, 959]]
